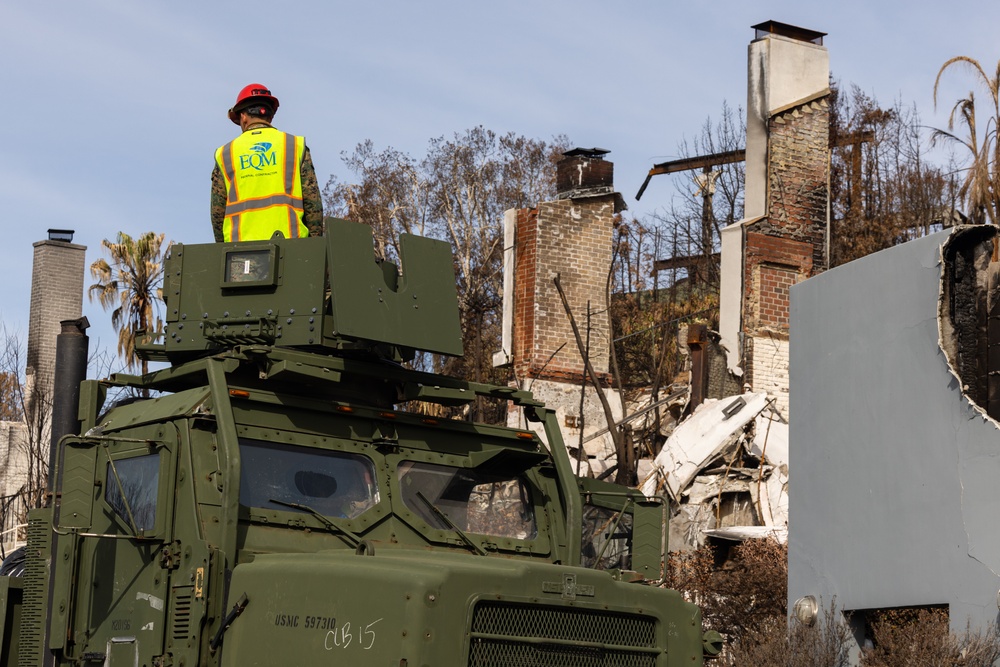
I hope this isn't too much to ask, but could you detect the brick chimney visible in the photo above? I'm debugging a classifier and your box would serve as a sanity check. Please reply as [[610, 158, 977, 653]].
[[718, 21, 830, 418], [25, 229, 86, 443], [555, 147, 615, 199], [495, 149, 626, 466], [498, 149, 625, 382]]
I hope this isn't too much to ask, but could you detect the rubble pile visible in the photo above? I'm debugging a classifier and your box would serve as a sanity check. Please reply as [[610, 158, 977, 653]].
[[640, 393, 788, 550]]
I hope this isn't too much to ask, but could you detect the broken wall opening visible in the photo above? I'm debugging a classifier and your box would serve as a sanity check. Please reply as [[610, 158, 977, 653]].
[[846, 604, 950, 658], [939, 226, 1000, 421]]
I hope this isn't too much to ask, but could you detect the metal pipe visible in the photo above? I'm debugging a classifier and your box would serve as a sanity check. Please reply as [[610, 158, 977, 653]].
[[48, 316, 89, 494]]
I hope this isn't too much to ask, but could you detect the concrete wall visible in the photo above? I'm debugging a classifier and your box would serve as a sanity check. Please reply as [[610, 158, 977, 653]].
[[510, 377, 622, 464], [789, 229, 1000, 642]]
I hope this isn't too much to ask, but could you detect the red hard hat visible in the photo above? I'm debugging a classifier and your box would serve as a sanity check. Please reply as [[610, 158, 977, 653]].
[[228, 83, 280, 124]]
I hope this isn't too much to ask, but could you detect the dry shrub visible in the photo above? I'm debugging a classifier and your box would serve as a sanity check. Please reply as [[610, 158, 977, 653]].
[[668, 539, 853, 666], [726, 607, 852, 667], [861, 607, 1000, 667], [667, 538, 1000, 665], [667, 537, 787, 644], [788, 601, 853, 667]]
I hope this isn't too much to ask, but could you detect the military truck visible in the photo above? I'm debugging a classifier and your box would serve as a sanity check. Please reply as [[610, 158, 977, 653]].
[[0, 219, 717, 666]]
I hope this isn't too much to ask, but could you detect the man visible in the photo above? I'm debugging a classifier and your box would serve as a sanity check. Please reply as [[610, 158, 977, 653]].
[[211, 84, 323, 242]]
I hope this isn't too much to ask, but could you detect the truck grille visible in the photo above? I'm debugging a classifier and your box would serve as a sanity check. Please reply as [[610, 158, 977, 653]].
[[468, 602, 658, 667]]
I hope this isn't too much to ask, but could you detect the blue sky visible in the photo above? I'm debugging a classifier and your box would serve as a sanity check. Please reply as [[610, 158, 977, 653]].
[[2, 0, 998, 366]]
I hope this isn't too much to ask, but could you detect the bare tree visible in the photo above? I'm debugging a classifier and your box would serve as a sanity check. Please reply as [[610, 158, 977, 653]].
[[0, 324, 124, 543], [648, 102, 746, 293], [326, 128, 570, 421], [601, 107, 744, 459], [0, 372, 22, 423], [423, 129, 568, 396], [323, 141, 429, 261], [0, 325, 50, 531], [831, 82, 957, 266]]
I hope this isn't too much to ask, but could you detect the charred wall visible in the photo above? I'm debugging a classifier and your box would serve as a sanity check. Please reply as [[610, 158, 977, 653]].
[[939, 226, 1000, 419]]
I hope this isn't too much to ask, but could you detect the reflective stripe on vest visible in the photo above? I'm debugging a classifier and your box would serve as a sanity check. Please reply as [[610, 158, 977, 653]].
[[215, 127, 309, 242]]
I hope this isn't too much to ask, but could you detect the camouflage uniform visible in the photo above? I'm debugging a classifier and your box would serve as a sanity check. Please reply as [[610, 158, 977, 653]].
[[211, 121, 324, 242]]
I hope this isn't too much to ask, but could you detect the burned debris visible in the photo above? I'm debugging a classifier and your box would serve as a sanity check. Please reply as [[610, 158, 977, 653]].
[[641, 392, 788, 551]]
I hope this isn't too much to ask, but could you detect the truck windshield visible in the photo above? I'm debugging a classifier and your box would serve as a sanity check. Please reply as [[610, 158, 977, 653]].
[[239, 439, 378, 519], [397, 461, 536, 540]]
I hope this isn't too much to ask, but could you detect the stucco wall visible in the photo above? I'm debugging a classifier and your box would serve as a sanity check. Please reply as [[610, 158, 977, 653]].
[[789, 229, 1000, 640], [745, 34, 829, 220]]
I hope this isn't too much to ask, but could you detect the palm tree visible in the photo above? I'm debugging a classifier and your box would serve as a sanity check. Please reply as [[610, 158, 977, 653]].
[[89, 232, 168, 375], [933, 56, 1000, 225]]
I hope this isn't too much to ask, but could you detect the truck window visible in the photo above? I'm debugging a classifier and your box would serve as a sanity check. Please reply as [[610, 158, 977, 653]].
[[397, 462, 537, 540], [239, 439, 378, 519], [105, 453, 160, 532], [581, 504, 634, 570]]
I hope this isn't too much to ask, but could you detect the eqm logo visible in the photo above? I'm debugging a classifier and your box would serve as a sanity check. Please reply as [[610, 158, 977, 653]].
[[239, 142, 277, 171]]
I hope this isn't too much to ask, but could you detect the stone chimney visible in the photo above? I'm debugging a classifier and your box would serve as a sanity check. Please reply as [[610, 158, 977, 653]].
[[718, 21, 830, 418]]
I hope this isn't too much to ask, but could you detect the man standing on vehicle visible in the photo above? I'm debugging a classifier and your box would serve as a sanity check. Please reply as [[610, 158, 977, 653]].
[[211, 83, 324, 242]]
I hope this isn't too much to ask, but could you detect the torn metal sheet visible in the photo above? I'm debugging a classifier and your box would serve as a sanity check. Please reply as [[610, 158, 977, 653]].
[[640, 392, 771, 500], [751, 416, 788, 532], [752, 460, 787, 532], [751, 413, 788, 467]]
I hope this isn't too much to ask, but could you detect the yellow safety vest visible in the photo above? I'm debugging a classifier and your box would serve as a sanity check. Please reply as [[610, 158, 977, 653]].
[[215, 127, 309, 242]]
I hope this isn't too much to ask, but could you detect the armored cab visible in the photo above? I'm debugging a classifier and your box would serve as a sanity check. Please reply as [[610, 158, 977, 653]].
[[0, 220, 716, 666]]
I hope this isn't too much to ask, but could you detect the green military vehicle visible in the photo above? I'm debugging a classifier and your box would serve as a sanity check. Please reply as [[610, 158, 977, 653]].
[[0, 219, 717, 666]]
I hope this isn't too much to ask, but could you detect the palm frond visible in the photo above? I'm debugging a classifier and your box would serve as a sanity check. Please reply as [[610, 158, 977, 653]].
[[88, 231, 168, 372], [933, 57, 1000, 225]]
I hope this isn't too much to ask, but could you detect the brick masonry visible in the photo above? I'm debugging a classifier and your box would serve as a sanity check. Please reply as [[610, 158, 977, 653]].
[[742, 97, 829, 413], [506, 154, 622, 455], [744, 235, 814, 331], [761, 99, 830, 273], [751, 331, 790, 416], [556, 155, 614, 195], [512, 196, 615, 382], [25, 239, 86, 432]]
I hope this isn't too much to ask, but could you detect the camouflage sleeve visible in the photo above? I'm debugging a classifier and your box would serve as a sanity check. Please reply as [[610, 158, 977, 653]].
[[301, 146, 325, 236], [210, 164, 227, 242]]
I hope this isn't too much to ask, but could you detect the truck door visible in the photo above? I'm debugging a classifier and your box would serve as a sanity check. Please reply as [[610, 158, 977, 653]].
[[61, 438, 175, 665]]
